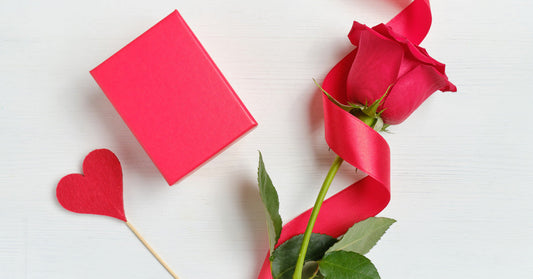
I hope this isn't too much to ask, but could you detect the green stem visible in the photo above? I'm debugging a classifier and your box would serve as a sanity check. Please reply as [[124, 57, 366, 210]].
[[293, 155, 344, 279]]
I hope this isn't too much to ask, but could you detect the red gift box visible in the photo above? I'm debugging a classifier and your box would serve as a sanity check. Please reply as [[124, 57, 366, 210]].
[[91, 10, 256, 185]]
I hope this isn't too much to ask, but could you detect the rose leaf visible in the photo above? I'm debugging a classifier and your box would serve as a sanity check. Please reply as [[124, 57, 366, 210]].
[[326, 217, 395, 255], [319, 251, 380, 279], [257, 152, 283, 255]]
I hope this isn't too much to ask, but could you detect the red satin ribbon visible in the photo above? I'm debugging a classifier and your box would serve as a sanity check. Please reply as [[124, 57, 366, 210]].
[[257, 1, 432, 277], [387, 0, 431, 46]]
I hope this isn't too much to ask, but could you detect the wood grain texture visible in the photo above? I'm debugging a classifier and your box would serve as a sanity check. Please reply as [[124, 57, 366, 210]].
[[1, 0, 532, 278]]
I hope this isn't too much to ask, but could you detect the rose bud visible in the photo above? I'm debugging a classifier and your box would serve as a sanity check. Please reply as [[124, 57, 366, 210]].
[[342, 21, 457, 125]]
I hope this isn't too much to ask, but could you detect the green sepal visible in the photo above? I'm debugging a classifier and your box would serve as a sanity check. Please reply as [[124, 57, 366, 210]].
[[313, 79, 392, 132], [313, 78, 353, 112]]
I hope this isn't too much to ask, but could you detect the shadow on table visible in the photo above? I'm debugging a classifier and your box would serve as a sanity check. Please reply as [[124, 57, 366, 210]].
[[238, 177, 269, 277], [85, 84, 162, 184], [306, 44, 354, 170]]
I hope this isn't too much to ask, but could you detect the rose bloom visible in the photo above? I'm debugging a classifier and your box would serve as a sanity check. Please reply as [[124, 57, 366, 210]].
[[338, 21, 457, 125]]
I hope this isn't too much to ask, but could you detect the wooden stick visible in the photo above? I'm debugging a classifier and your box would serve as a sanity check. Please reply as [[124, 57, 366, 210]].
[[125, 221, 180, 279]]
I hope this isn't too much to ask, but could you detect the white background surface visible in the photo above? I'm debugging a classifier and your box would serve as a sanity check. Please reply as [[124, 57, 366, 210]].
[[1, 0, 532, 278]]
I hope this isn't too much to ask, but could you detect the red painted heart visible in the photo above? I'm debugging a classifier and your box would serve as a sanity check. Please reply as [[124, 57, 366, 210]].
[[56, 149, 127, 222]]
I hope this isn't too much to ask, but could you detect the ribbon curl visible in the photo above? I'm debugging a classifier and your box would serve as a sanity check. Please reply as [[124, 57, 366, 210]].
[[258, 1, 433, 277]]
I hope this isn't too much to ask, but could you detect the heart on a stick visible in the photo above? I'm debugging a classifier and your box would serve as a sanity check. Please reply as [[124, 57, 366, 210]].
[[56, 149, 127, 222], [56, 149, 179, 278]]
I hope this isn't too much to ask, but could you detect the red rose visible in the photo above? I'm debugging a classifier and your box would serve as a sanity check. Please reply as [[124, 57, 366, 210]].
[[343, 21, 457, 125]]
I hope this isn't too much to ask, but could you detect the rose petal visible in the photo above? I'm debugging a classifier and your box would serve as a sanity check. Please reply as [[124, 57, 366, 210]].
[[373, 24, 446, 74], [397, 53, 420, 78], [346, 30, 404, 105], [347, 21, 370, 46], [381, 64, 453, 124]]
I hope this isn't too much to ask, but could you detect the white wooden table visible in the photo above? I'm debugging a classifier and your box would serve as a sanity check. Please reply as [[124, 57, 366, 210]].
[[1, 0, 532, 278]]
